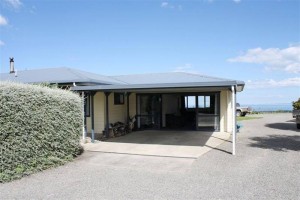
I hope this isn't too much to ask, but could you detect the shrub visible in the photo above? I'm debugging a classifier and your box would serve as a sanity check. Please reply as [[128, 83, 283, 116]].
[[292, 98, 300, 110], [0, 81, 83, 183]]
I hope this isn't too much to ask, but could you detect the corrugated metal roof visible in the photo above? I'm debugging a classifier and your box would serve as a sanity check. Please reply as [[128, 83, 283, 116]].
[[109, 72, 234, 84], [0, 67, 245, 91], [0, 67, 124, 85]]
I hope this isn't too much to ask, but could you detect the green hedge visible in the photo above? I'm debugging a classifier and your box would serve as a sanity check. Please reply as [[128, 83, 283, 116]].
[[0, 82, 83, 182]]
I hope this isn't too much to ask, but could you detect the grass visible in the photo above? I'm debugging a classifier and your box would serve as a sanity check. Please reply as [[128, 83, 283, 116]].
[[237, 116, 263, 121]]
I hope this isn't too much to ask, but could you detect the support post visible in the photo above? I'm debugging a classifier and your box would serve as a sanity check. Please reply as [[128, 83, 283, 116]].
[[195, 96, 199, 131], [81, 91, 86, 141], [90, 92, 96, 143], [105, 92, 111, 138], [126, 92, 131, 123], [231, 85, 237, 155]]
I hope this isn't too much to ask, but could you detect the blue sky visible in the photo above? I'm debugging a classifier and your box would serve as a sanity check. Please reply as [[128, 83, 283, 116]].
[[0, 0, 299, 104]]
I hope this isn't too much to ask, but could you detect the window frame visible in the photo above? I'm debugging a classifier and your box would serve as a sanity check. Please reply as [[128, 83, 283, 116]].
[[114, 93, 125, 105], [84, 93, 91, 117]]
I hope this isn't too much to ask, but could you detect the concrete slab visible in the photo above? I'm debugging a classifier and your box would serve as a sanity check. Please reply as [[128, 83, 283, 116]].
[[82, 130, 231, 158]]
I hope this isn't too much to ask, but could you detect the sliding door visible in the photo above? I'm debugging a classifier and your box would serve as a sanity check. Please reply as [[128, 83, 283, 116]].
[[136, 94, 162, 129], [197, 93, 220, 131]]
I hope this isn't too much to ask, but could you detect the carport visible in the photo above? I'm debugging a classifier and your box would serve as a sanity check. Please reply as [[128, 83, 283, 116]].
[[73, 72, 244, 155]]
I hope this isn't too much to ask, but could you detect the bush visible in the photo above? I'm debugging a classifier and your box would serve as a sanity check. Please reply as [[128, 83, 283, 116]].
[[292, 98, 300, 110], [0, 81, 83, 183]]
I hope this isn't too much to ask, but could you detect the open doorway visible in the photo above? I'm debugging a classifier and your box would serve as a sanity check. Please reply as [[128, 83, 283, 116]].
[[136, 94, 162, 130]]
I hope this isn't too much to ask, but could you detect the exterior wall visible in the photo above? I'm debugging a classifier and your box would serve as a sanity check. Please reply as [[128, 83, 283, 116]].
[[220, 90, 227, 132], [220, 89, 233, 133], [227, 90, 233, 133], [86, 92, 105, 134], [86, 92, 137, 135], [108, 93, 126, 123]]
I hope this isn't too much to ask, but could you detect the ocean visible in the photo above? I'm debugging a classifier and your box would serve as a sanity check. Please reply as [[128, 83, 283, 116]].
[[241, 103, 293, 112]]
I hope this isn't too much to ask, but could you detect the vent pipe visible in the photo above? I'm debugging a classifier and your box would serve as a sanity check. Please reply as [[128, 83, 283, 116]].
[[9, 57, 15, 73]]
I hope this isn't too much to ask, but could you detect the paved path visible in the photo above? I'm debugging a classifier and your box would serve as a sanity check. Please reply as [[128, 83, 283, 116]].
[[0, 113, 299, 200]]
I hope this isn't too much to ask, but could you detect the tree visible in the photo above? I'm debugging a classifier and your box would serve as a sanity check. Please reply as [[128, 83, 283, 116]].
[[292, 98, 300, 110]]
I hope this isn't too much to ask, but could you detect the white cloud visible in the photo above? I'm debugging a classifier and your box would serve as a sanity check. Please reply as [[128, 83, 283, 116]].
[[161, 2, 169, 8], [0, 40, 5, 46], [246, 77, 300, 89], [173, 63, 199, 74], [228, 45, 300, 74], [4, 0, 22, 9], [0, 15, 8, 26], [161, 1, 182, 10], [233, 0, 241, 3]]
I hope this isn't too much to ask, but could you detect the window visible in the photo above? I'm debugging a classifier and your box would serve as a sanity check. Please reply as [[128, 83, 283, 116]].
[[185, 96, 196, 108], [84, 93, 90, 117], [114, 93, 124, 105], [198, 96, 211, 108]]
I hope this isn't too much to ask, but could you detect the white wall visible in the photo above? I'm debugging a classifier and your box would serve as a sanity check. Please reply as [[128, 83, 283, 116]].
[[219, 89, 233, 133], [227, 90, 233, 133]]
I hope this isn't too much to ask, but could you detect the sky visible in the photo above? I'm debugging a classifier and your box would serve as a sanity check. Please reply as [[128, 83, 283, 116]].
[[0, 0, 299, 105]]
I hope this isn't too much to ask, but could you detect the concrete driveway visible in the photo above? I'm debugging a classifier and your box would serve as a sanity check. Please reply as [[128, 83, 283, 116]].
[[0, 113, 299, 200], [83, 130, 231, 158]]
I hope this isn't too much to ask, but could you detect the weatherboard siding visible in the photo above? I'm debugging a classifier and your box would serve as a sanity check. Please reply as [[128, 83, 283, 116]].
[[86, 92, 105, 134], [108, 93, 126, 124]]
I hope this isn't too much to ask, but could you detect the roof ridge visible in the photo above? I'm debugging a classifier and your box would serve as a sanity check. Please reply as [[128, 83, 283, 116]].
[[107, 76, 130, 84], [175, 72, 233, 81], [111, 71, 232, 81], [64, 67, 94, 81]]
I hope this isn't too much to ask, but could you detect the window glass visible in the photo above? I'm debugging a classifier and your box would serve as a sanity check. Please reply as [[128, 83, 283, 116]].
[[185, 96, 195, 108], [84, 94, 90, 117], [114, 93, 124, 105]]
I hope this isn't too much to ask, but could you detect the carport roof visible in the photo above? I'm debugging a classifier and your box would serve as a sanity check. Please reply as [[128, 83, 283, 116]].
[[73, 72, 245, 92]]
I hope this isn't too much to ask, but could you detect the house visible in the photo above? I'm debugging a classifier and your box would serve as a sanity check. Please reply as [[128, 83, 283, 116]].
[[1, 59, 243, 155]]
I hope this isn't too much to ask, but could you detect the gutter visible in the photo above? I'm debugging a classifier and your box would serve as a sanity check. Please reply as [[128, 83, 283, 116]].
[[70, 81, 245, 92]]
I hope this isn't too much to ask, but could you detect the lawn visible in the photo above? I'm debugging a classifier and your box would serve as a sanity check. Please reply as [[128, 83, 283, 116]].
[[237, 116, 263, 121]]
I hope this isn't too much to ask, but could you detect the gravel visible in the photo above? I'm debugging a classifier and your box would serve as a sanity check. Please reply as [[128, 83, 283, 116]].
[[0, 113, 299, 200]]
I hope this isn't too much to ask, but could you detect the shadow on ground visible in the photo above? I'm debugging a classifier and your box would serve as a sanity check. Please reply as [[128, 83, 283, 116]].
[[248, 135, 300, 152], [265, 122, 299, 131], [105, 130, 215, 146]]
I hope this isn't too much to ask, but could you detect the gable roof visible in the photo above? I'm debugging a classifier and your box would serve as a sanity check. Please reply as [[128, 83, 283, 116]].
[[0, 67, 124, 85]]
